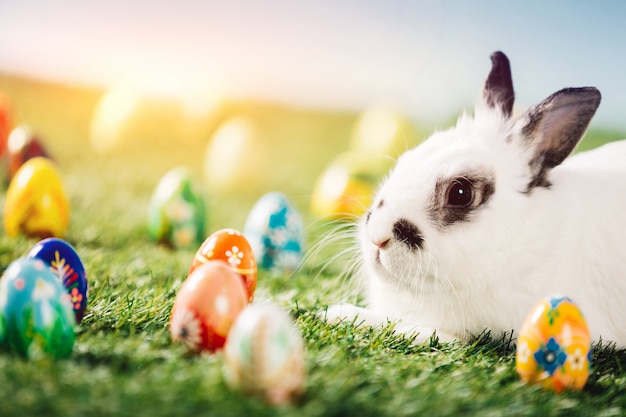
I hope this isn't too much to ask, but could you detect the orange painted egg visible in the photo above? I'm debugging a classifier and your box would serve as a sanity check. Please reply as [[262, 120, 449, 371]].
[[223, 303, 306, 406], [189, 228, 257, 301], [516, 295, 591, 392], [170, 261, 248, 353], [4, 157, 70, 238]]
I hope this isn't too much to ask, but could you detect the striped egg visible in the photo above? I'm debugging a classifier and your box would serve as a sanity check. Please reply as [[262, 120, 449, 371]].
[[223, 303, 305, 405]]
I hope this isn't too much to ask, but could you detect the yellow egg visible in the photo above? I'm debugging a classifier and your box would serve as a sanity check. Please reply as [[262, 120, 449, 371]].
[[516, 295, 591, 392], [4, 157, 70, 238], [310, 151, 393, 219]]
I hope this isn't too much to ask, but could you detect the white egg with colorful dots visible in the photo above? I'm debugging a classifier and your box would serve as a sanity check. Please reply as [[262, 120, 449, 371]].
[[243, 192, 305, 273], [222, 303, 306, 405]]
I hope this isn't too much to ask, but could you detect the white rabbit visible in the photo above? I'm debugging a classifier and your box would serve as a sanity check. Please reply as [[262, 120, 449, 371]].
[[325, 51, 626, 347]]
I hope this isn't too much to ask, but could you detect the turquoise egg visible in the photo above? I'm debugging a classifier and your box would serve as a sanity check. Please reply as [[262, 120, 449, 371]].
[[27, 238, 89, 323], [243, 192, 305, 272], [148, 166, 207, 249], [0, 257, 75, 359]]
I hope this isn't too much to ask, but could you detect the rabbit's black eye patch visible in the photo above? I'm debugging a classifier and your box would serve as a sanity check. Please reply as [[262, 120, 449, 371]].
[[429, 171, 495, 228]]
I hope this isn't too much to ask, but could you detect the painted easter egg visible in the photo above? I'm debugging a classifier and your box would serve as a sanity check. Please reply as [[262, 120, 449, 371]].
[[5, 126, 51, 184], [203, 117, 267, 193], [516, 295, 591, 392], [0, 257, 75, 359], [189, 228, 257, 301], [170, 261, 248, 353], [0, 91, 13, 157], [148, 166, 207, 249], [27, 238, 88, 323], [243, 192, 305, 273], [4, 157, 70, 238], [310, 151, 394, 219], [223, 303, 306, 406]]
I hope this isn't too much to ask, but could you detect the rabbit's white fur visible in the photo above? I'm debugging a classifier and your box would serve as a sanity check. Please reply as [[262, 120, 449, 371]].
[[325, 52, 626, 347]]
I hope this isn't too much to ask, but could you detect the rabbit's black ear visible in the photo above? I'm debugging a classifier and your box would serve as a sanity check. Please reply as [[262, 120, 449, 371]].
[[483, 51, 515, 118], [517, 87, 601, 191]]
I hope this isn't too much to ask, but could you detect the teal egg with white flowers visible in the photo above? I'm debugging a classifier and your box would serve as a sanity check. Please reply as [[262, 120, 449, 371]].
[[243, 192, 305, 272], [0, 257, 75, 359]]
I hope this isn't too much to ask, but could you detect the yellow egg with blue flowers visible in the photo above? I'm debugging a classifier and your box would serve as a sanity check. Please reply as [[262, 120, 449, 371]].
[[515, 295, 591, 392]]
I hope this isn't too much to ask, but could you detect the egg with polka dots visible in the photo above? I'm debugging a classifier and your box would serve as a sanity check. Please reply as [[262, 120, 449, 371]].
[[170, 260, 248, 353], [189, 228, 257, 301], [516, 295, 591, 392]]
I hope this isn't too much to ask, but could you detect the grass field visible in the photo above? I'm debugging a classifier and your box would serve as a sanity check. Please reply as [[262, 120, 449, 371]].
[[0, 73, 625, 416]]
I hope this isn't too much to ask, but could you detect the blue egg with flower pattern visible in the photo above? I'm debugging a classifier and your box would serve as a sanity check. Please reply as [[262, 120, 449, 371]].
[[244, 192, 305, 272], [0, 257, 75, 359], [27, 238, 88, 323]]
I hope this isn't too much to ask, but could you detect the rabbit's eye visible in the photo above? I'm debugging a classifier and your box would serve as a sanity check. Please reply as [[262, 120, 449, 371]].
[[447, 178, 473, 207]]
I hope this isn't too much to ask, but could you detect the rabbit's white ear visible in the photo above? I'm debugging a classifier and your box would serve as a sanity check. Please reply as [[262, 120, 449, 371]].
[[483, 51, 515, 118], [515, 87, 601, 190]]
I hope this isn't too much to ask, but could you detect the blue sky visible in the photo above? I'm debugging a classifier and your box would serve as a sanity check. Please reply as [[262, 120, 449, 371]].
[[0, 0, 624, 128]]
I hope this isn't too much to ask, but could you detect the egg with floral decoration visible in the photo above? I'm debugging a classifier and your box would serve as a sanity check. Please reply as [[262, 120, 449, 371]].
[[189, 228, 257, 301], [0, 257, 75, 359], [516, 295, 592, 393], [243, 192, 305, 272], [170, 261, 248, 353], [4, 157, 69, 239], [5, 125, 51, 184], [148, 166, 207, 249], [223, 302, 306, 406], [26, 238, 88, 323]]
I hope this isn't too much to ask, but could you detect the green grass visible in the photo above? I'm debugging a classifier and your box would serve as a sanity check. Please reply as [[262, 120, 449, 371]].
[[0, 74, 625, 417]]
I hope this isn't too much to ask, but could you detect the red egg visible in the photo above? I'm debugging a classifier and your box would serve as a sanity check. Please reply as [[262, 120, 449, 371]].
[[170, 261, 249, 353], [0, 92, 13, 158], [189, 229, 257, 301], [5, 126, 51, 183]]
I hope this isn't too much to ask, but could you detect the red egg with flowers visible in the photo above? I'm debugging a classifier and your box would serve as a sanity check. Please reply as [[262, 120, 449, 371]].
[[170, 260, 249, 353]]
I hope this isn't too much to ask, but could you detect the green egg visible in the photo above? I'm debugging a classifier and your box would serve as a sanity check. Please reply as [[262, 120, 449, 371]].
[[0, 257, 75, 359]]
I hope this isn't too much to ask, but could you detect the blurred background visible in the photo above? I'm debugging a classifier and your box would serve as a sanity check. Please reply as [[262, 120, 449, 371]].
[[0, 0, 624, 233]]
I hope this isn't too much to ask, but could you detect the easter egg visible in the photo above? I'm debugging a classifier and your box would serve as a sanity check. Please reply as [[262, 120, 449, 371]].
[[243, 192, 305, 272], [350, 105, 422, 157], [516, 295, 591, 392], [89, 86, 140, 154], [170, 261, 248, 353], [0, 257, 75, 359], [148, 166, 207, 249], [310, 151, 394, 219], [223, 303, 306, 406], [27, 238, 88, 323], [0, 91, 13, 157], [4, 157, 70, 238], [189, 228, 257, 301], [5, 126, 51, 184], [203, 117, 267, 193]]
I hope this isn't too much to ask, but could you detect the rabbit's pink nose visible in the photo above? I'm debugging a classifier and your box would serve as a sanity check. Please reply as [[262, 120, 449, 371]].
[[374, 238, 390, 249]]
